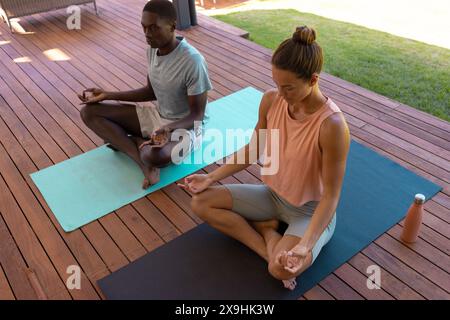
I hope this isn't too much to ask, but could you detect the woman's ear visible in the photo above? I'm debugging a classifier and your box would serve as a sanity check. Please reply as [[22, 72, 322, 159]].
[[310, 73, 319, 87]]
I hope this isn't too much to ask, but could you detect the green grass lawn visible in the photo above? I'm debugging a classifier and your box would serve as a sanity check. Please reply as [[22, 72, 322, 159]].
[[213, 9, 450, 122]]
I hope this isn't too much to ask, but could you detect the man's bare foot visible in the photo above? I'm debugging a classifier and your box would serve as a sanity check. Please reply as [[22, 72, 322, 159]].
[[251, 219, 279, 235], [282, 278, 297, 291], [142, 166, 160, 189]]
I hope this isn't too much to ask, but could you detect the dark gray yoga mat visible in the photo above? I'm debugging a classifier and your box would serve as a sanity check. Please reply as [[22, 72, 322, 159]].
[[98, 140, 442, 299]]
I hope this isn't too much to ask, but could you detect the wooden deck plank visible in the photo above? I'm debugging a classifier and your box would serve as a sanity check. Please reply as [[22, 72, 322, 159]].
[[376, 114, 450, 151], [196, 13, 273, 59], [0, 94, 102, 299], [113, 205, 166, 253], [25, 18, 140, 92], [91, 12, 262, 90], [394, 103, 450, 134], [0, 31, 103, 146], [0, 136, 100, 299], [424, 201, 450, 224], [0, 0, 448, 299], [433, 193, 450, 209], [196, 13, 249, 38], [333, 263, 394, 300], [362, 243, 450, 299], [0, 68, 69, 164], [0, 37, 99, 151], [131, 198, 182, 243], [312, 88, 450, 178], [0, 264, 15, 300], [401, 221, 450, 256], [146, 191, 197, 233], [39, 11, 148, 78], [29, 14, 145, 87], [323, 87, 450, 152], [0, 99, 108, 291], [374, 233, 450, 293], [385, 109, 450, 143], [388, 225, 450, 272], [96, 214, 147, 262], [79, 224, 129, 272], [348, 253, 425, 300], [422, 211, 450, 239], [349, 126, 449, 190], [322, 74, 400, 110], [162, 184, 204, 225], [0, 213, 37, 300], [0, 170, 71, 300], [319, 274, 365, 300], [0, 42, 100, 157], [362, 124, 450, 172], [303, 286, 335, 300]]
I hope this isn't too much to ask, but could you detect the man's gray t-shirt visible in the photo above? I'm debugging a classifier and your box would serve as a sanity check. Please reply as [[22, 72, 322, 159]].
[[147, 36, 213, 120]]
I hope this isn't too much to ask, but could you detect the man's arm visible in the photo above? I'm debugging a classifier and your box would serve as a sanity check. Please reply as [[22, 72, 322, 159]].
[[106, 76, 157, 102], [161, 91, 208, 131]]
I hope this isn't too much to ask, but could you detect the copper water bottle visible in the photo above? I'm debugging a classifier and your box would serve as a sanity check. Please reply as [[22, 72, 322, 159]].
[[401, 194, 425, 243]]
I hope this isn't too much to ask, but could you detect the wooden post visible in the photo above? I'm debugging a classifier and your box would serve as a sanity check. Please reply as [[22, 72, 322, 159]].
[[188, 0, 198, 26], [173, 0, 191, 30]]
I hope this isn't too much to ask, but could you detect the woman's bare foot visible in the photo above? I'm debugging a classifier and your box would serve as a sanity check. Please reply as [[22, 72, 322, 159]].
[[142, 166, 160, 189], [282, 278, 297, 291]]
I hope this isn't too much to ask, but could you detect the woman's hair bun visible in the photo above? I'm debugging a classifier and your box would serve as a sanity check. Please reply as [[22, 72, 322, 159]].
[[292, 26, 316, 45]]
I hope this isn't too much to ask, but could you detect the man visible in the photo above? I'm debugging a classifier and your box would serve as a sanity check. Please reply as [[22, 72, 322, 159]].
[[79, 0, 212, 189]]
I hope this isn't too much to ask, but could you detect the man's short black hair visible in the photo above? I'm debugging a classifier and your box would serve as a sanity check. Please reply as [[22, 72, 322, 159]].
[[143, 0, 177, 22]]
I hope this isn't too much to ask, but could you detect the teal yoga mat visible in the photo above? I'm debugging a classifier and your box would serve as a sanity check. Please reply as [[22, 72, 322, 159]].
[[31, 87, 261, 232], [97, 139, 442, 299]]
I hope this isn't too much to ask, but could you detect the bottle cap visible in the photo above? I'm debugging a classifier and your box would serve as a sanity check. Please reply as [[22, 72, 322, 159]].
[[414, 194, 425, 204]]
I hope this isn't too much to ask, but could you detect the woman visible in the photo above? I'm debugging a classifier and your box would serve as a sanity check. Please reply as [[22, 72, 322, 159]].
[[179, 26, 350, 290]]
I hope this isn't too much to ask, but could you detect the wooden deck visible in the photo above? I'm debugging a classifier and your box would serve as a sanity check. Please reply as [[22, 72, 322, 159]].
[[0, 0, 449, 300]]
